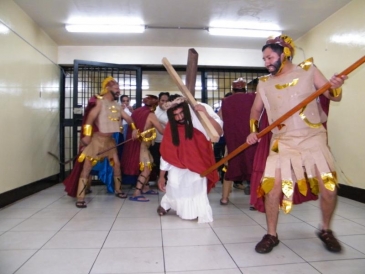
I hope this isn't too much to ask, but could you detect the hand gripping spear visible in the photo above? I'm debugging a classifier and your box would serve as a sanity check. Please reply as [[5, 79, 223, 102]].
[[200, 55, 365, 178], [48, 128, 156, 164]]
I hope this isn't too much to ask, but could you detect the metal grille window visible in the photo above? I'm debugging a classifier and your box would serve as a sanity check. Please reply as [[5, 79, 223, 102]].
[[60, 62, 266, 180]]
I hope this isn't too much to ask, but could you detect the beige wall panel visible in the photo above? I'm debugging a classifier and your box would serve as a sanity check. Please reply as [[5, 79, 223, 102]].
[[58, 46, 263, 67], [0, 1, 59, 194], [295, 0, 365, 189]]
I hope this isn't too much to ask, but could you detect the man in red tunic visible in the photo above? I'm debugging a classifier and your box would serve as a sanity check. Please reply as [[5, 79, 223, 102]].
[[220, 78, 257, 205], [120, 95, 164, 202]]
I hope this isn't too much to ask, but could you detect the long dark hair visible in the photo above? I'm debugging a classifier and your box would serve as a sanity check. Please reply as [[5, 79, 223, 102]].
[[167, 95, 193, 146]]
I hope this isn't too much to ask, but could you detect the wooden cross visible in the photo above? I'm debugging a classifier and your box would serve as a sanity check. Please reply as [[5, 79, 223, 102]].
[[162, 50, 220, 142]]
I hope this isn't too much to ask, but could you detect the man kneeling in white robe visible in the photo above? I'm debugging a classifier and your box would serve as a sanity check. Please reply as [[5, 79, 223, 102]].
[[157, 95, 223, 223]]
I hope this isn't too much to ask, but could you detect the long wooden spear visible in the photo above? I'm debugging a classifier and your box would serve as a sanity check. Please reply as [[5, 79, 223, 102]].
[[201, 55, 365, 177]]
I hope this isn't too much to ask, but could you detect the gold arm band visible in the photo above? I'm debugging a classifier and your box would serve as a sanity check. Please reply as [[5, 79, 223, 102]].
[[250, 119, 259, 133], [329, 87, 342, 97], [130, 122, 137, 130], [83, 124, 93, 136]]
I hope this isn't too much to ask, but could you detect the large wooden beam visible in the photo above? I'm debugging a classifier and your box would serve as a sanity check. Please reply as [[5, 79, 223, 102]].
[[162, 57, 220, 142], [185, 48, 199, 97]]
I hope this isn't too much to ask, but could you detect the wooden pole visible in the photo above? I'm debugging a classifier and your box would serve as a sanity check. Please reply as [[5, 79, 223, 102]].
[[162, 57, 220, 142], [185, 48, 199, 97], [201, 55, 365, 177]]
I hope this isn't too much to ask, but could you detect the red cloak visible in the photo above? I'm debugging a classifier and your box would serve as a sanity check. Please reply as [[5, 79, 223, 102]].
[[221, 93, 257, 181], [120, 106, 151, 175], [63, 96, 99, 197], [160, 123, 219, 193]]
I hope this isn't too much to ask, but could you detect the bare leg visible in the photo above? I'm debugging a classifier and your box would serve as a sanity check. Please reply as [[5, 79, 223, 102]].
[[220, 178, 232, 204], [130, 167, 150, 201], [76, 159, 93, 208], [315, 167, 341, 252], [255, 169, 281, 253], [265, 168, 282, 236], [316, 167, 337, 230]]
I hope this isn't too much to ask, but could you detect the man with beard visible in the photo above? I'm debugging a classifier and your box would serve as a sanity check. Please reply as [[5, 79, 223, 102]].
[[157, 95, 223, 223], [121, 94, 164, 202], [64, 76, 138, 208], [246, 35, 347, 253]]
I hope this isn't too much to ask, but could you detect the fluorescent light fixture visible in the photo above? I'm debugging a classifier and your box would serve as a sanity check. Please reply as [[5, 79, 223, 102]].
[[208, 27, 281, 38], [0, 24, 9, 34], [65, 24, 145, 33]]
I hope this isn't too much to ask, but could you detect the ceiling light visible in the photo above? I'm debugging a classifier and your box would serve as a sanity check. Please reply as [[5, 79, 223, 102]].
[[0, 24, 9, 34], [65, 24, 145, 33], [208, 28, 281, 38]]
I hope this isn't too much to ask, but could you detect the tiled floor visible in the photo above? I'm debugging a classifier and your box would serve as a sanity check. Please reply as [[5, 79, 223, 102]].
[[1, 183, 365, 274]]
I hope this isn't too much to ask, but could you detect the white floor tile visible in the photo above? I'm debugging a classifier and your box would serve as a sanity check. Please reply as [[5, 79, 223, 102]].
[[210, 214, 258, 227], [164, 245, 236, 272], [290, 209, 344, 223], [240, 262, 321, 274], [16, 249, 99, 274], [161, 214, 210, 229], [281, 238, 365, 261], [43, 230, 109, 249], [91, 247, 164, 273], [1, 182, 365, 273], [213, 225, 267, 244], [310, 258, 365, 274], [307, 219, 365, 236], [0, 207, 41, 219], [112, 217, 161, 230], [0, 231, 56, 250], [167, 269, 241, 274], [0, 218, 25, 231], [351, 218, 365, 226], [276, 222, 318, 240], [337, 234, 365, 253], [62, 216, 115, 231], [163, 227, 221, 246], [10, 218, 70, 231], [30, 207, 80, 219], [225, 242, 304, 267], [0, 250, 37, 274], [104, 230, 162, 248]]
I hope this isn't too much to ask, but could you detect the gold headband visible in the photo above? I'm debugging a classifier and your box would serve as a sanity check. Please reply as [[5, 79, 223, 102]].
[[266, 35, 295, 59]]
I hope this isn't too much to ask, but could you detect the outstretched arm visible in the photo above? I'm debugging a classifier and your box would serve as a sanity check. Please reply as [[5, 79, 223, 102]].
[[313, 66, 347, 102], [148, 113, 165, 135], [194, 104, 223, 136]]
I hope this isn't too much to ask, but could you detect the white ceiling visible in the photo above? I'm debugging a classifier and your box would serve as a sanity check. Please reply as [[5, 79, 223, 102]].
[[14, 0, 352, 49]]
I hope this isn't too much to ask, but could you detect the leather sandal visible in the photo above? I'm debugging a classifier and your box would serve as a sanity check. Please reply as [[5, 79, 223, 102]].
[[157, 206, 170, 216], [220, 199, 229, 206], [316, 229, 342, 252], [115, 192, 127, 199], [75, 201, 87, 208], [255, 234, 279, 254]]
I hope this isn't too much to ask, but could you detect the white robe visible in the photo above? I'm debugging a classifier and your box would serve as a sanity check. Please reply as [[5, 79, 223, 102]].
[[160, 157, 213, 223], [159, 103, 222, 223]]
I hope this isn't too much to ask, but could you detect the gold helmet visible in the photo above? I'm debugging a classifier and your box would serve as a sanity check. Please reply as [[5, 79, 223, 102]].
[[100, 76, 116, 95], [266, 35, 295, 60]]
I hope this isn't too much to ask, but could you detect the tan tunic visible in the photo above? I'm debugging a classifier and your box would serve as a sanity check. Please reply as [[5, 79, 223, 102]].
[[257, 60, 337, 213]]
